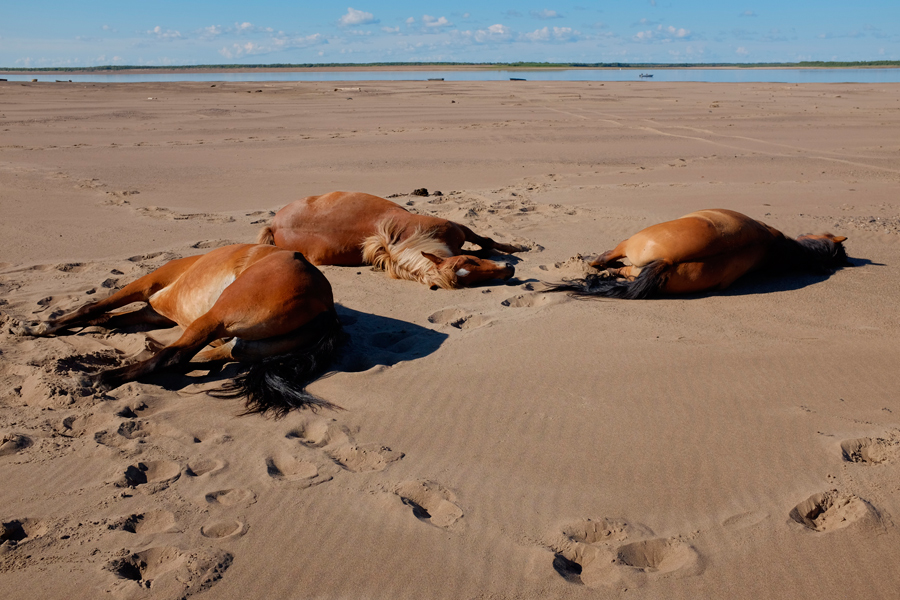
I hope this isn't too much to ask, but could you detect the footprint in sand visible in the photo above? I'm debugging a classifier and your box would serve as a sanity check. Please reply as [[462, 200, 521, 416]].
[[286, 419, 351, 448], [329, 444, 404, 473], [95, 420, 156, 448], [547, 519, 698, 588], [117, 460, 181, 490], [186, 458, 226, 477], [394, 480, 463, 529], [0, 433, 33, 457], [840, 434, 898, 465], [200, 519, 246, 540], [500, 292, 557, 309], [427, 308, 493, 330], [265, 453, 320, 482], [111, 510, 177, 534], [789, 490, 875, 532], [204, 488, 257, 507], [1, 518, 47, 544], [106, 546, 232, 598]]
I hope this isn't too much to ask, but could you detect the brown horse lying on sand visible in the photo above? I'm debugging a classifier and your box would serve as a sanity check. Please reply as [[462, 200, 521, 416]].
[[545, 209, 848, 298], [258, 191, 526, 289], [17, 244, 343, 416]]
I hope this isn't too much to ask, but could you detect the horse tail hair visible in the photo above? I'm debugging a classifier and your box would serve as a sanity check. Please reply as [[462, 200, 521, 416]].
[[542, 260, 670, 299], [791, 236, 849, 272], [257, 225, 276, 245], [210, 310, 345, 418]]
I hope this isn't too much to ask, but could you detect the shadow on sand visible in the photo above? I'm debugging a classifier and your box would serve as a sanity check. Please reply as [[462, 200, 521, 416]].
[[140, 305, 447, 392]]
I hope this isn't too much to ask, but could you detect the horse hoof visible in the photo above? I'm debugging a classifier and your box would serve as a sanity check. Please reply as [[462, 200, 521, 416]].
[[11, 321, 48, 337]]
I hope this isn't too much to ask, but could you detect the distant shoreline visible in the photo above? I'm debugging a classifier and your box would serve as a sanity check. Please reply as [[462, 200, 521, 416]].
[[2, 61, 899, 76]]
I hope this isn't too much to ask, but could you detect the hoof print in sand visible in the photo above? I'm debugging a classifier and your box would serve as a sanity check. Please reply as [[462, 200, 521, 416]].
[[1, 518, 46, 544], [112, 510, 177, 534], [204, 488, 257, 507], [328, 443, 403, 473], [790, 490, 873, 532], [0, 433, 33, 457], [117, 460, 181, 490], [200, 519, 246, 540], [265, 453, 326, 485], [840, 435, 897, 465], [106, 546, 232, 598], [286, 419, 350, 448], [548, 519, 697, 588], [615, 538, 698, 574], [428, 308, 491, 330], [501, 292, 555, 309], [394, 480, 463, 529], [186, 458, 226, 477]]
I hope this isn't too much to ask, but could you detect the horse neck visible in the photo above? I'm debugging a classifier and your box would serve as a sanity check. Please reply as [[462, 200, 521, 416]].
[[362, 219, 457, 288]]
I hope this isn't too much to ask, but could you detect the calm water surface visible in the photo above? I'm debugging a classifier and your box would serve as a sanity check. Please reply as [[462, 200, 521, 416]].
[[3, 68, 899, 84]]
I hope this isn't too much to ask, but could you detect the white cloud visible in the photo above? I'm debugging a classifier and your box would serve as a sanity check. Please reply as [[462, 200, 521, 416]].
[[634, 24, 691, 42], [102, 25, 117, 33], [382, 26, 400, 33], [736, 46, 749, 55], [531, 9, 563, 20], [147, 26, 183, 40], [423, 15, 452, 29], [740, 11, 757, 17], [522, 26, 578, 42], [220, 42, 263, 59], [458, 24, 512, 43], [339, 7, 377, 27]]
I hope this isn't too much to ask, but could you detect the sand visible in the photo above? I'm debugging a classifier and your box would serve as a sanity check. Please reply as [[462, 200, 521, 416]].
[[1, 79, 899, 600]]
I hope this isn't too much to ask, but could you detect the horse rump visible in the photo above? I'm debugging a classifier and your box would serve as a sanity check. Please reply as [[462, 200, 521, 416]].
[[210, 310, 346, 418], [543, 260, 669, 299]]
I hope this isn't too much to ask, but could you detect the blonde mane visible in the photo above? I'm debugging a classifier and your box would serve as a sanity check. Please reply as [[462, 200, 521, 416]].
[[361, 219, 459, 289]]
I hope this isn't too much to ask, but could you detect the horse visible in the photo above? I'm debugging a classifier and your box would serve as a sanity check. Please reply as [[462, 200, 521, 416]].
[[257, 191, 526, 289], [16, 244, 344, 417], [544, 209, 848, 298]]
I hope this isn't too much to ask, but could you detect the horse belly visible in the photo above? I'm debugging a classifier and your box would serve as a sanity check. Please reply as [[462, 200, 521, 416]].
[[662, 245, 767, 294], [149, 272, 237, 327]]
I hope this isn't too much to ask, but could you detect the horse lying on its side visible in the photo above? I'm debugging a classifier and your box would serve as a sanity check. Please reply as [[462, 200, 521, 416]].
[[17, 244, 343, 417], [545, 209, 848, 298], [258, 191, 526, 289]]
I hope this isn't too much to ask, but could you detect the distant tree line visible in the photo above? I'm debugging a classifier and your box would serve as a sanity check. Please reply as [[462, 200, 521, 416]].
[[2, 60, 899, 72]]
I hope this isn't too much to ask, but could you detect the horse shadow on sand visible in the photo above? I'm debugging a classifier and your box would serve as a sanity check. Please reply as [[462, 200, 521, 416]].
[[126, 305, 448, 393], [686, 255, 882, 299]]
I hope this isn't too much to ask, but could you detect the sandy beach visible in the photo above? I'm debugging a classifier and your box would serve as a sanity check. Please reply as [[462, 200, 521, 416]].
[[1, 79, 899, 599]]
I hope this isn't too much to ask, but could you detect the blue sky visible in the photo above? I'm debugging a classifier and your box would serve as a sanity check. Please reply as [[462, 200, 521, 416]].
[[2, 1, 898, 67]]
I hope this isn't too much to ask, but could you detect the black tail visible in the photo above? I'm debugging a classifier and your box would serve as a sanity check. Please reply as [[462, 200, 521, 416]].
[[542, 260, 670, 299], [210, 310, 346, 418]]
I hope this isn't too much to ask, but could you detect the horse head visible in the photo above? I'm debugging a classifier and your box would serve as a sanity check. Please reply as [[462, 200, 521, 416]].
[[421, 252, 514, 289], [793, 233, 850, 270]]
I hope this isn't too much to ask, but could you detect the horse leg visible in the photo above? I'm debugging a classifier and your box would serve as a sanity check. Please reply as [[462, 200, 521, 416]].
[[92, 315, 223, 390], [458, 224, 527, 254], [606, 265, 640, 280], [588, 242, 628, 269], [20, 255, 201, 337]]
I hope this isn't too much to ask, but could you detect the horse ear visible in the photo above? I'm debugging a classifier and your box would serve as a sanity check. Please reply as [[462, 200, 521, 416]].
[[421, 252, 443, 265], [832, 235, 847, 244]]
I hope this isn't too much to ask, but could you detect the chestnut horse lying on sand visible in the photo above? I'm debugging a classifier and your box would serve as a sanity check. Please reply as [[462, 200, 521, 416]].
[[18, 244, 343, 416], [258, 191, 526, 289], [545, 209, 848, 298]]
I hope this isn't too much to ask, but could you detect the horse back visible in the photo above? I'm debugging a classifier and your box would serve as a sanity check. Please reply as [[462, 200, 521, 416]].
[[270, 191, 460, 263], [624, 209, 782, 267]]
